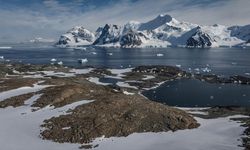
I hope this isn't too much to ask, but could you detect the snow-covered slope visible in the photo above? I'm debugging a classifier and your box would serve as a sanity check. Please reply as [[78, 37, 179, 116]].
[[183, 25, 244, 47], [237, 39, 250, 48], [138, 14, 173, 31], [229, 25, 250, 41], [57, 14, 250, 48]]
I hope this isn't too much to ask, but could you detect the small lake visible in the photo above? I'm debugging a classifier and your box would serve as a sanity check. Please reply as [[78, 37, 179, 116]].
[[142, 79, 250, 107]]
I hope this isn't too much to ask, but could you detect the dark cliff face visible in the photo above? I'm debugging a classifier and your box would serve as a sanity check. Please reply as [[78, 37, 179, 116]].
[[58, 36, 71, 45], [120, 30, 144, 47], [93, 24, 121, 45], [186, 27, 213, 48], [95, 27, 103, 37]]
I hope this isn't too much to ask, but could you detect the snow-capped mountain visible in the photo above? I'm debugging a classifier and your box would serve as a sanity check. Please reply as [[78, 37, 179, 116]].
[[57, 14, 250, 48], [57, 26, 95, 46]]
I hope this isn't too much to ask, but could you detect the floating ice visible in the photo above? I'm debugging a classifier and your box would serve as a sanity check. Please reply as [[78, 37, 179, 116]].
[[194, 68, 200, 72], [201, 67, 212, 73], [175, 64, 181, 68], [74, 47, 86, 50], [57, 61, 63, 65], [78, 58, 88, 64], [231, 62, 237, 65], [0, 46, 12, 49], [156, 53, 164, 57], [50, 58, 57, 62]]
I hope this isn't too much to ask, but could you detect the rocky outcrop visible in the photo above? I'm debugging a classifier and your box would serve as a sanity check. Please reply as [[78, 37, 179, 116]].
[[41, 92, 199, 143], [186, 27, 214, 48]]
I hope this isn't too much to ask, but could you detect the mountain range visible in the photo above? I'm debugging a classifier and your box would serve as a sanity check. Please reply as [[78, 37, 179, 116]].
[[57, 14, 250, 48]]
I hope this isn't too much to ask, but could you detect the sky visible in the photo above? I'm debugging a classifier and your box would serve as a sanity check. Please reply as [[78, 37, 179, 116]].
[[0, 0, 249, 42]]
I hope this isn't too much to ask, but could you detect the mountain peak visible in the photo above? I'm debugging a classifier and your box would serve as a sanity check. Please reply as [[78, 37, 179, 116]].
[[157, 14, 172, 20], [138, 14, 173, 31]]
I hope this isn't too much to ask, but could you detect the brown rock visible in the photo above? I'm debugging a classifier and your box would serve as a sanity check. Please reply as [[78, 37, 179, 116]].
[[41, 92, 199, 144]]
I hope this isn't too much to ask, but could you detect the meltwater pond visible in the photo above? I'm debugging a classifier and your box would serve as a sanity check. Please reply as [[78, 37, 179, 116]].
[[142, 79, 250, 107]]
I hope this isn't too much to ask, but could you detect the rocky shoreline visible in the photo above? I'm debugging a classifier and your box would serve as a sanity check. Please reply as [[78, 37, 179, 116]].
[[0, 62, 250, 149]]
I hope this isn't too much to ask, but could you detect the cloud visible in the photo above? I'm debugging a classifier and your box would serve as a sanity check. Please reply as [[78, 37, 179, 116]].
[[0, 0, 249, 42], [43, 0, 70, 12]]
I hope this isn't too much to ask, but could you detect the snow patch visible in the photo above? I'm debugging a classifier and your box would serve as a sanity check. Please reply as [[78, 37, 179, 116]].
[[0, 83, 52, 102], [123, 91, 135, 95], [142, 75, 155, 80], [0, 99, 94, 150], [116, 81, 137, 89], [108, 68, 133, 78], [87, 77, 111, 86], [91, 115, 247, 150]]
